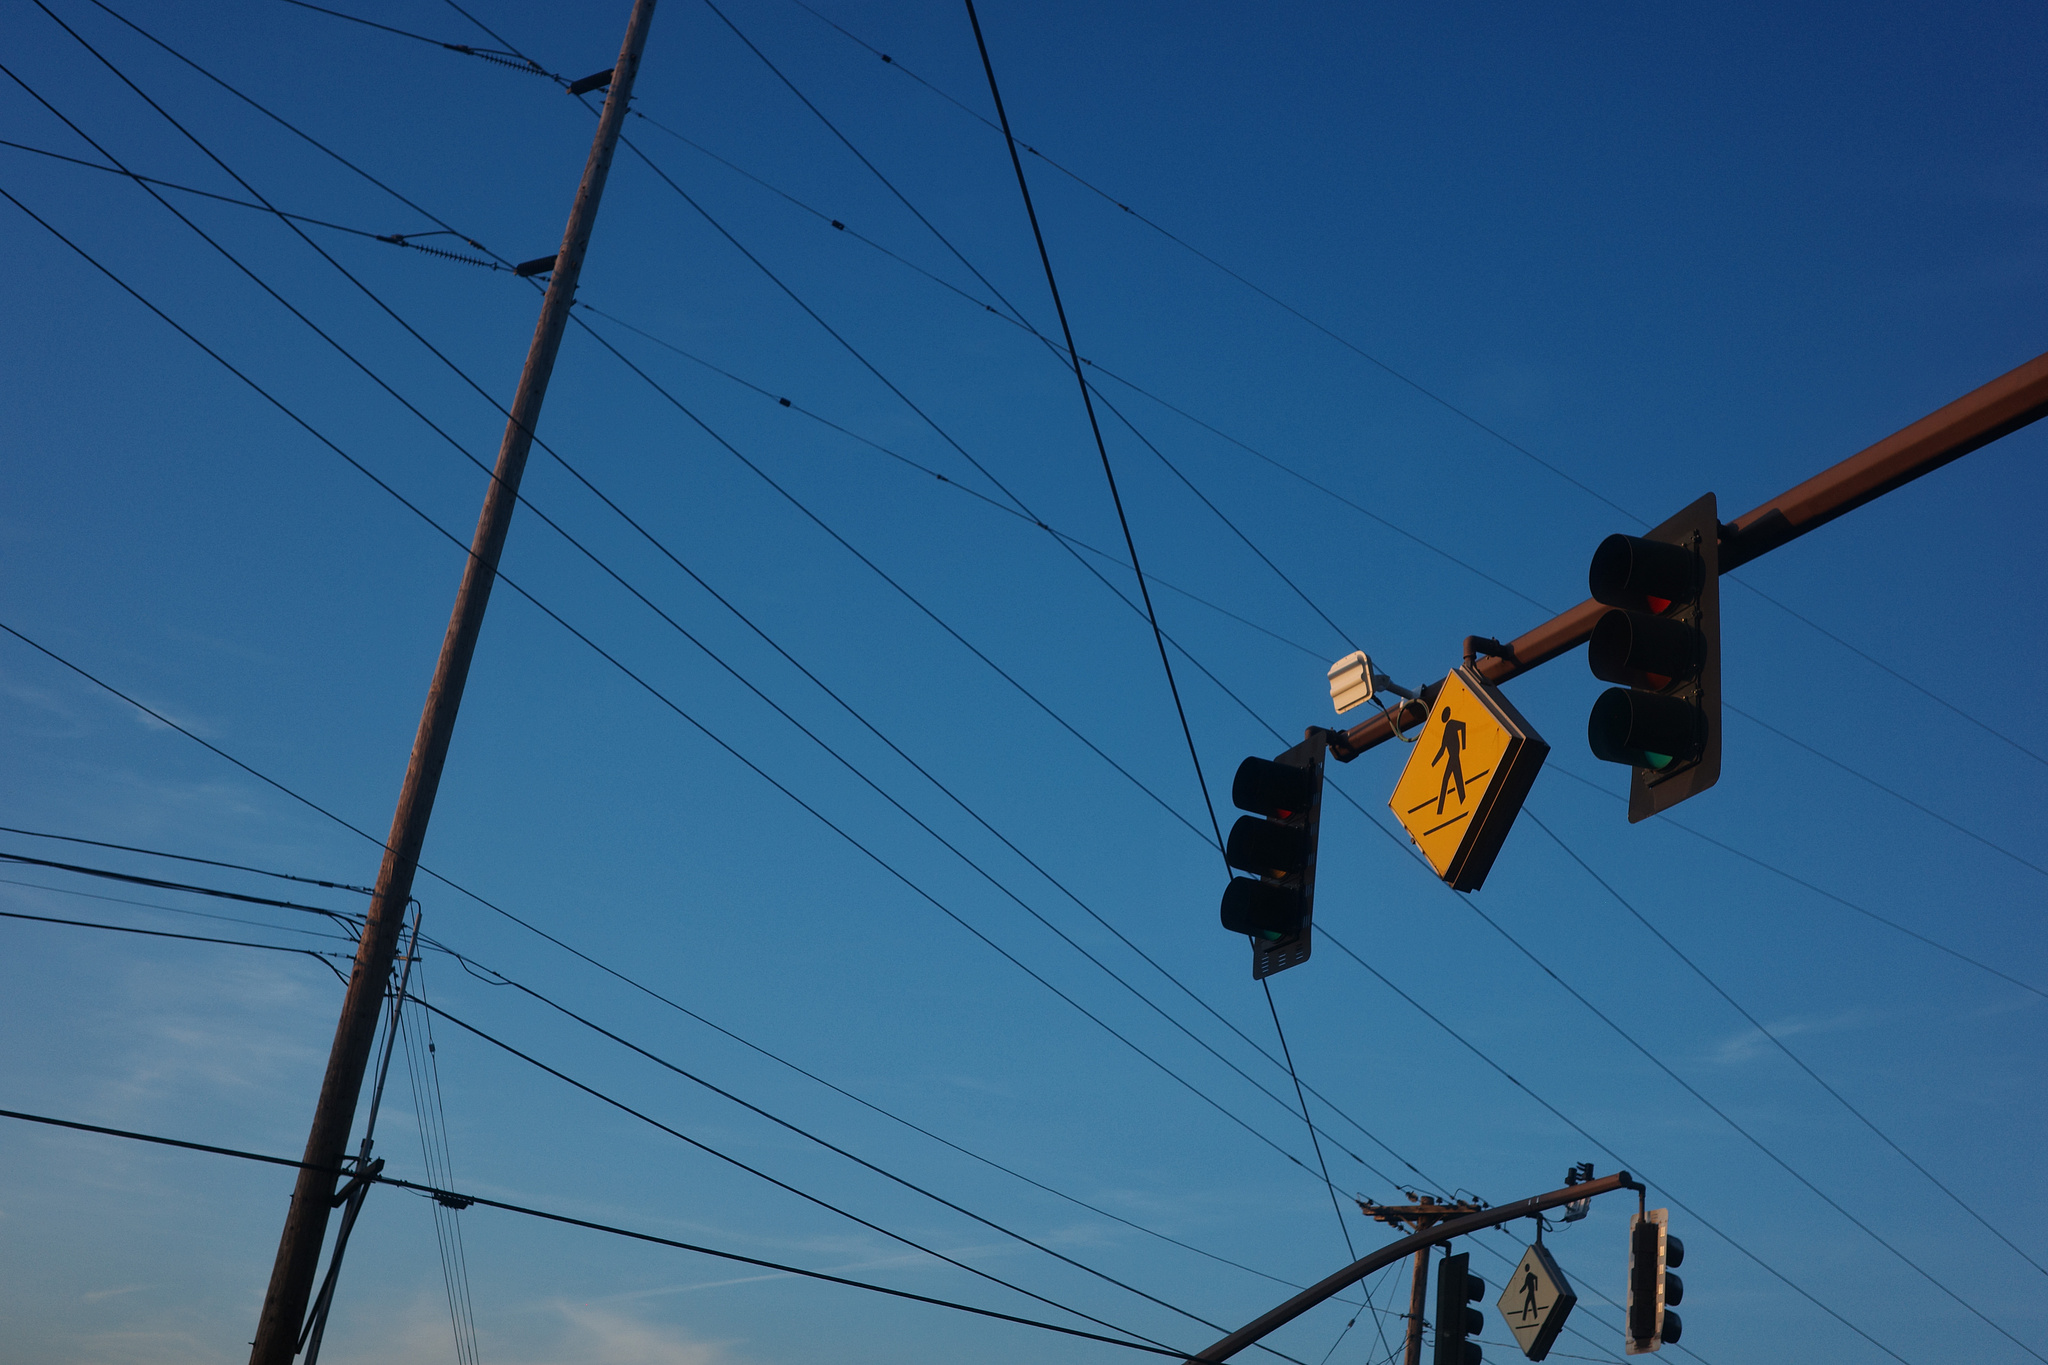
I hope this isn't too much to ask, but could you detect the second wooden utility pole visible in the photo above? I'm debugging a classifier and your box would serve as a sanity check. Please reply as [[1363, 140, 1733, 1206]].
[[1359, 1194, 1486, 1365], [245, 4, 658, 1360]]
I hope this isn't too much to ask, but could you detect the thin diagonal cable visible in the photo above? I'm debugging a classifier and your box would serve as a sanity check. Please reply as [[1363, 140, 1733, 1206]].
[[1310, 921, 1914, 1365], [1728, 703, 2046, 879], [1357, 817, 2036, 1356], [1524, 807, 2048, 1281], [407, 995, 1197, 1355], [0, 907, 350, 962], [1724, 577, 2047, 769], [0, 1108, 1187, 1356], [697, 0, 1041, 335], [0, 875, 355, 942], [305, 0, 2048, 769], [84, 0, 517, 265], [781, 0, 2048, 770], [1263, 978, 1357, 1261], [0, 852, 358, 924], [782, 0, 1641, 523], [1542, 763, 2044, 999], [465, 961, 1312, 1356], [963, 0, 1225, 854], [576, 301, 1325, 658], [0, 194, 1349, 1221], [0, 640, 1342, 1313], [0, 823, 370, 893], [566, 309, 1433, 1199]]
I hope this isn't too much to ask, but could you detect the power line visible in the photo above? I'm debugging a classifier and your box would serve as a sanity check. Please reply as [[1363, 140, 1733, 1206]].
[[0, 823, 372, 894], [404, 994, 1207, 1357], [0, 907, 352, 966], [0, 850, 360, 925], [0, 1106, 1192, 1357], [430, 963, 1314, 1357], [0, 194, 1365, 1255], [1522, 808, 2048, 1282], [1360, 811, 2036, 1358], [16, 21, 1998, 1358]]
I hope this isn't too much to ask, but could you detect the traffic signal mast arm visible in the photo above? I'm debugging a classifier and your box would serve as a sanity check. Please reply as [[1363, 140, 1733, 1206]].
[[1181, 1171, 1641, 1363], [1329, 347, 2048, 762]]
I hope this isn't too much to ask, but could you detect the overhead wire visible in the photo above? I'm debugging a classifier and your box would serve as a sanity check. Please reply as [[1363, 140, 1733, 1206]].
[[0, 203, 1363, 1347], [422, 962, 1317, 1356], [1521, 808, 2048, 1281], [403, 993, 1216, 1358], [28, 10, 2015, 1358], [0, 822, 371, 893], [0, 1106, 1194, 1358], [0, 874, 356, 943], [777, 0, 2048, 778]]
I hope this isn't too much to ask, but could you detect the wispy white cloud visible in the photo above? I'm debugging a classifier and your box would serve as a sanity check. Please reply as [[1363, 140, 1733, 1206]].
[[1710, 1010, 1874, 1066]]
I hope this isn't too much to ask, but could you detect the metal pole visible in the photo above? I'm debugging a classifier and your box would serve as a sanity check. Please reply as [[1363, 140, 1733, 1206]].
[[1403, 1244, 1429, 1365], [1184, 1171, 1636, 1363], [245, 5, 658, 1359], [1330, 348, 2048, 761]]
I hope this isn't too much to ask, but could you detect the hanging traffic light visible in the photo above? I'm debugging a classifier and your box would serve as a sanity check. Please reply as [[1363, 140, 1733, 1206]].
[[1626, 1208, 1684, 1354], [1433, 1249, 1485, 1365], [1219, 729, 1327, 979], [1586, 492, 1722, 822]]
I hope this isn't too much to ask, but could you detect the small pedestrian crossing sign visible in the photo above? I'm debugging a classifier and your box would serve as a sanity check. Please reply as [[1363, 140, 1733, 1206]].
[[1387, 665, 1548, 891], [1497, 1241, 1578, 1360]]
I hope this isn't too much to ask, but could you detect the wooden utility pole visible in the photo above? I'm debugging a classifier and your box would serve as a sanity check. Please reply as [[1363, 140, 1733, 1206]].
[[245, 4, 658, 1360], [1359, 1193, 1487, 1365]]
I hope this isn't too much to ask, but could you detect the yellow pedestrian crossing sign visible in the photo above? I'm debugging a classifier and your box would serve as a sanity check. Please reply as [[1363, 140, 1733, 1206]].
[[1497, 1241, 1578, 1360], [1388, 665, 1548, 891]]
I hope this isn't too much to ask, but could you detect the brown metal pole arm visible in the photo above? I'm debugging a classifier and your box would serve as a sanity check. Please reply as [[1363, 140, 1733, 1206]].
[[1331, 346, 2048, 762], [1183, 1171, 1636, 1363], [1720, 348, 2048, 570]]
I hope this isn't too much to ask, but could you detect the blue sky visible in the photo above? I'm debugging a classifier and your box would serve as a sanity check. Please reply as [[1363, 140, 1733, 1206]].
[[1, 1, 2043, 1363]]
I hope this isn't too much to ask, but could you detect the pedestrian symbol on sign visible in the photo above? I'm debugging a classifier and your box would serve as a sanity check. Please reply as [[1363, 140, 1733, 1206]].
[[1496, 1241, 1578, 1360], [1432, 709, 1468, 813], [1387, 666, 1547, 892]]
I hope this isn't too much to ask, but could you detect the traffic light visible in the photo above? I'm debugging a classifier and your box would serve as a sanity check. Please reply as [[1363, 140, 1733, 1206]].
[[1586, 492, 1721, 822], [1626, 1208, 1684, 1354], [1434, 1249, 1485, 1365], [1219, 729, 1327, 979]]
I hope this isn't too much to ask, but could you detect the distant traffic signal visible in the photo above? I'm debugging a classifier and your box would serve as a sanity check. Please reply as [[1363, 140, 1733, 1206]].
[[1434, 1249, 1485, 1365], [1626, 1208, 1684, 1354], [1220, 729, 1327, 978], [1587, 493, 1722, 821]]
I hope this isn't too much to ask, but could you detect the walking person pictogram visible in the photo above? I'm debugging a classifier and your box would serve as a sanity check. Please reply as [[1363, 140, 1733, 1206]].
[[1431, 708, 1468, 814], [1518, 1264, 1541, 1321]]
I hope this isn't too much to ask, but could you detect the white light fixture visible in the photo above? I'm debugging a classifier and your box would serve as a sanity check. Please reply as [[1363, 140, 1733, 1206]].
[[1328, 651, 1415, 716]]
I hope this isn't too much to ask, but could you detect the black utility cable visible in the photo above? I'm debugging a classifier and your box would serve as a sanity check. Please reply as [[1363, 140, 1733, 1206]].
[[403, 995, 1197, 1357], [0, 908, 351, 963], [566, 311, 1428, 1200], [1312, 922, 1915, 1365], [1542, 763, 2044, 999], [0, 851, 359, 925], [696, 0, 1042, 337], [0, 1107, 1188, 1357], [577, 303, 1325, 658], [1523, 808, 2048, 1281], [0, 874, 355, 943], [444, 966, 1311, 1356], [1263, 978, 1356, 1262], [86, 0, 521, 269], [0, 823, 370, 893], [15, 58, 1957, 1356], [1344, 785, 2036, 1360], [785, 0, 2046, 773], [0, 201, 1346, 1250]]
